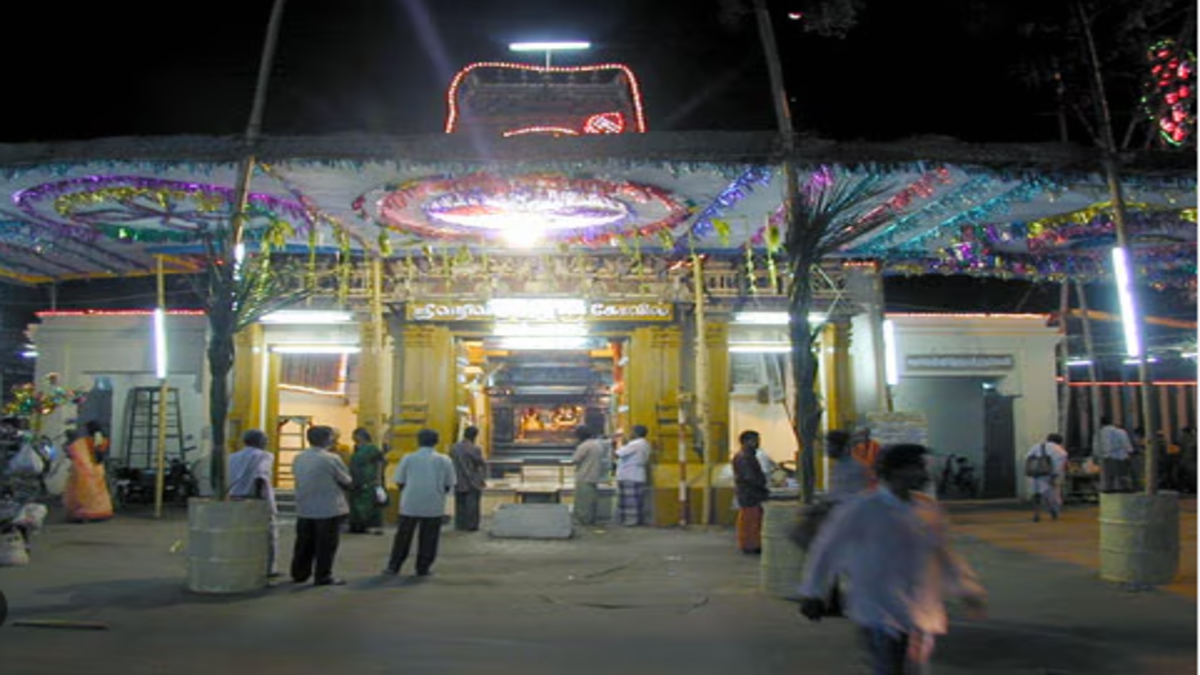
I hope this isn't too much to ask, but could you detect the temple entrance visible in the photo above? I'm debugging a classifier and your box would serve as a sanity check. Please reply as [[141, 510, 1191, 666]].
[[455, 336, 622, 481]]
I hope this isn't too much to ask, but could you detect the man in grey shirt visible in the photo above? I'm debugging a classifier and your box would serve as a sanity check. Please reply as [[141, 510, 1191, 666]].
[[383, 428, 456, 577], [571, 425, 611, 526], [450, 425, 488, 532], [290, 425, 353, 586]]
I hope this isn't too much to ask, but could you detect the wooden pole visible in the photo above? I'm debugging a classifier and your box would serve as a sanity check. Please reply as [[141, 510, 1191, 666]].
[[1074, 281, 1103, 451], [692, 253, 712, 525], [154, 256, 169, 518], [678, 393, 690, 527]]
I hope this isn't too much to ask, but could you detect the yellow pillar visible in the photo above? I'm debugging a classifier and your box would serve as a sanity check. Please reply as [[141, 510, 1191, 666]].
[[230, 323, 266, 453], [628, 325, 682, 453], [818, 320, 854, 491], [392, 324, 455, 456], [356, 319, 393, 443]]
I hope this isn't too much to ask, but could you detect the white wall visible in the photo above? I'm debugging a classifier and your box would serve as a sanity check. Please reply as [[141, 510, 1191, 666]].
[[29, 312, 209, 476], [888, 314, 1061, 499]]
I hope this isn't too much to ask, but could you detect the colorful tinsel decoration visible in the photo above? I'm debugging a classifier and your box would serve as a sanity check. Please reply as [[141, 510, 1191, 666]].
[[2, 373, 88, 421]]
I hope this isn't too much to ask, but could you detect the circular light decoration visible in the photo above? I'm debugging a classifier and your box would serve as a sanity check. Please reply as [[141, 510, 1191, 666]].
[[14, 175, 310, 243], [359, 173, 688, 247]]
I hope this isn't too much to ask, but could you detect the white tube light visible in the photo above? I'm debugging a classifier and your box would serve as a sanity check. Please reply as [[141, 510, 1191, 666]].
[[1111, 247, 1141, 357], [493, 323, 587, 337], [259, 310, 354, 325], [728, 343, 791, 354], [493, 337, 590, 351], [153, 308, 168, 379], [883, 319, 899, 386], [1066, 358, 1093, 367], [733, 311, 827, 325], [1124, 357, 1159, 365], [510, 41, 590, 52], [270, 345, 361, 354]]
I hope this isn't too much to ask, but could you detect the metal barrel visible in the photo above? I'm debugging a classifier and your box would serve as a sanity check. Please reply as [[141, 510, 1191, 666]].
[[760, 500, 805, 599], [186, 498, 270, 594], [1098, 492, 1180, 585]]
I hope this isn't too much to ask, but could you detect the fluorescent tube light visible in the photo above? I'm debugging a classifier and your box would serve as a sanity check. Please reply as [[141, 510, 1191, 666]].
[[510, 41, 591, 52], [153, 308, 168, 379], [883, 319, 899, 386], [270, 345, 361, 355], [259, 310, 354, 325], [728, 343, 791, 354], [732, 311, 826, 325], [1111, 247, 1141, 357]]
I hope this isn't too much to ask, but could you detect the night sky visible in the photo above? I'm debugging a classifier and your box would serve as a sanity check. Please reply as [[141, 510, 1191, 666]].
[[1, 0, 1073, 143]]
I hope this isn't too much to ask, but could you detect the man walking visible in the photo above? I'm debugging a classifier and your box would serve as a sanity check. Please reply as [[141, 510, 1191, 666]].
[[227, 429, 280, 579], [614, 424, 652, 526], [571, 425, 610, 526], [1094, 416, 1135, 492], [1026, 432, 1069, 522], [450, 425, 488, 531], [290, 425, 353, 586], [383, 428, 456, 577], [799, 443, 986, 674]]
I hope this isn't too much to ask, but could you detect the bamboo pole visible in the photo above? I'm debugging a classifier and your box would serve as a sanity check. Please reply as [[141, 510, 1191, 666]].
[[692, 253, 712, 525], [1074, 281, 1103, 451], [678, 393, 690, 527]]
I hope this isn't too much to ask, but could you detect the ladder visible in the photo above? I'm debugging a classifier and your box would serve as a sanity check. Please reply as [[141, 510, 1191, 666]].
[[275, 415, 311, 489], [121, 387, 185, 470]]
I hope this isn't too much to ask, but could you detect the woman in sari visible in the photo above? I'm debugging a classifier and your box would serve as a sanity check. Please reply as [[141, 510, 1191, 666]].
[[347, 427, 385, 534], [63, 421, 114, 522]]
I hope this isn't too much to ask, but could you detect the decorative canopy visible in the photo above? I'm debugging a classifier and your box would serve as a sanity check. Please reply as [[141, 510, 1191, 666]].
[[0, 132, 1193, 288]]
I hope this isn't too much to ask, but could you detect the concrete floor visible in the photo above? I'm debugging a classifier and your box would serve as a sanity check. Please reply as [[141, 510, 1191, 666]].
[[0, 497, 1194, 675]]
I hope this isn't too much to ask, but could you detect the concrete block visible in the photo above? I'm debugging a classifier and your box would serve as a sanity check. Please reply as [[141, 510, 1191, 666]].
[[489, 504, 574, 539]]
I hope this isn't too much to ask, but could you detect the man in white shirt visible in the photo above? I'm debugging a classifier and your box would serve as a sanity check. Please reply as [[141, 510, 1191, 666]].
[[614, 425, 652, 526], [290, 425, 353, 586], [383, 428, 456, 577], [1026, 433, 1070, 522], [1093, 417, 1135, 493], [227, 429, 279, 579], [798, 443, 986, 674]]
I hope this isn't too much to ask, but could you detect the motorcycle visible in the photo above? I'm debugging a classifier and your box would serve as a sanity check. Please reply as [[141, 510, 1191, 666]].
[[938, 453, 979, 499], [110, 447, 201, 508]]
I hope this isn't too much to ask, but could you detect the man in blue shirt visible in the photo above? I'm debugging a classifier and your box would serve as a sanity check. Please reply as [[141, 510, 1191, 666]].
[[383, 428, 456, 577]]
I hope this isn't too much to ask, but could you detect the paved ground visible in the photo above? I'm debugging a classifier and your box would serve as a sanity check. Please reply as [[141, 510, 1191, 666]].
[[0, 497, 1194, 675]]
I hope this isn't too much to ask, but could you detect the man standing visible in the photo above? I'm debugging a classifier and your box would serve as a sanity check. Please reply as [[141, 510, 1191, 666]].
[[850, 426, 882, 488], [732, 430, 770, 555], [450, 425, 488, 532], [227, 429, 280, 578], [571, 425, 610, 526], [614, 424, 652, 526], [290, 425, 353, 586], [1026, 433, 1070, 522], [799, 443, 987, 674], [383, 428, 456, 577], [1094, 416, 1135, 493]]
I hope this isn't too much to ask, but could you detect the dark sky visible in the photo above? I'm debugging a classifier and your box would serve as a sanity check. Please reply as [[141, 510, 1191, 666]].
[[0, 0, 1066, 143]]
